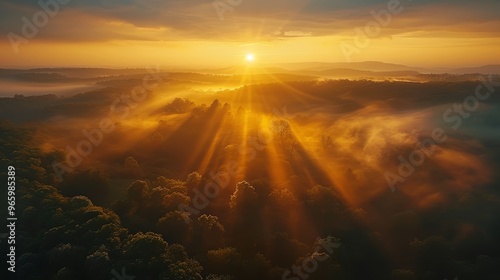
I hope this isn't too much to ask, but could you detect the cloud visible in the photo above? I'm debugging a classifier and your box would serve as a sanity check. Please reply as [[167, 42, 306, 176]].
[[2, 0, 499, 43]]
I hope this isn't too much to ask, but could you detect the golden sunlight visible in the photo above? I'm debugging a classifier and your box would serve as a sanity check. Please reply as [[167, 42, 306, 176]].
[[3, 0, 500, 278], [245, 53, 255, 62]]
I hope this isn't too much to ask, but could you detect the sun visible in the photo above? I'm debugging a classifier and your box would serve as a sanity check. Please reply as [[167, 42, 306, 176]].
[[245, 53, 255, 62]]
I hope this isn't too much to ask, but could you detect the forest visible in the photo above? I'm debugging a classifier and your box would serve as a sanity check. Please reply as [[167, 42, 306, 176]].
[[1, 69, 500, 280]]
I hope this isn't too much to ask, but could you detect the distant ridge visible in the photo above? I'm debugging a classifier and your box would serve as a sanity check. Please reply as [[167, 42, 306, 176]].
[[263, 61, 500, 75], [450, 65, 500, 75], [268, 61, 431, 73], [1, 62, 499, 78]]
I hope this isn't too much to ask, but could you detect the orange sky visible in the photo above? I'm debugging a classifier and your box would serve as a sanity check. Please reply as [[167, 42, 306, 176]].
[[1, 0, 499, 68]]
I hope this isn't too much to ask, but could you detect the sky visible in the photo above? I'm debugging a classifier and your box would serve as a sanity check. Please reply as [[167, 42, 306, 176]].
[[1, 0, 499, 68]]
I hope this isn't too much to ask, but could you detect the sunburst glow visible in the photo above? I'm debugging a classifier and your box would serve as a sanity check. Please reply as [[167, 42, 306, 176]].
[[245, 53, 255, 62], [3, 0, 499, 278]]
